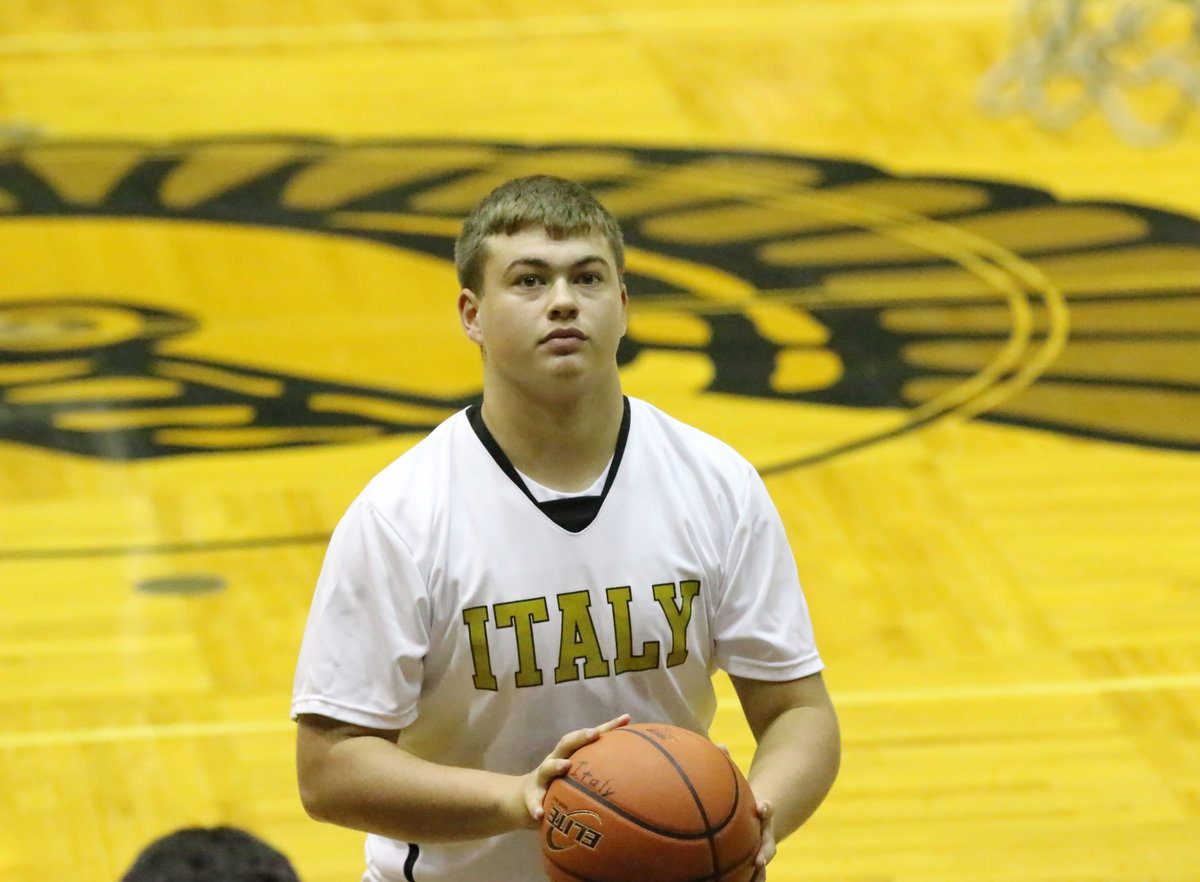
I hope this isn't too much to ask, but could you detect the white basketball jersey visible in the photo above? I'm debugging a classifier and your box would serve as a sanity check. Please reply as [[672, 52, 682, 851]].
[[292, 397, 823, 882]]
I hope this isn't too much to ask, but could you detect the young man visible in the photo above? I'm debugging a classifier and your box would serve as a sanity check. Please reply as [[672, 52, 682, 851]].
[[292, 175, 840, 882]]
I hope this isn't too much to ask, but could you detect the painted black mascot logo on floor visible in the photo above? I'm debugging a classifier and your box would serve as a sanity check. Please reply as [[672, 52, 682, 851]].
[[0, 139, 1197, 468]]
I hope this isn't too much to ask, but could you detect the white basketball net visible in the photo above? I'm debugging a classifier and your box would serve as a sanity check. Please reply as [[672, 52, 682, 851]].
[[979, 0, 1200, 146]]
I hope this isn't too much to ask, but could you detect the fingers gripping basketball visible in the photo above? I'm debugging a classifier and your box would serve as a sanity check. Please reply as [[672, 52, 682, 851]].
[[528, 716, 632, 825], [541, 723, 759, 882]]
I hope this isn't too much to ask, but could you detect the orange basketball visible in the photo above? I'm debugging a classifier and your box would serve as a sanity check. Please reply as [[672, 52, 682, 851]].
[[541, 723, 759, 882]]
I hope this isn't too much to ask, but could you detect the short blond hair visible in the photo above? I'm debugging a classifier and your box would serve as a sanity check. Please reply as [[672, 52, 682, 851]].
[[454, 175, 625, 292]]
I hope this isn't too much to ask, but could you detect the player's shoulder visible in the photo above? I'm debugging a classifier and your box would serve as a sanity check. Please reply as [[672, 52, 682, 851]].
[[354, 409, 473, 516], [628, 397, 752, 466], [626, 397, 757, 485]]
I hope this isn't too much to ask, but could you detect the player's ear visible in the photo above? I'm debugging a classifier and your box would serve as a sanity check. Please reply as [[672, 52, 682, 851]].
[[619, 282, 629, 337], [459, 288, 484, 345]]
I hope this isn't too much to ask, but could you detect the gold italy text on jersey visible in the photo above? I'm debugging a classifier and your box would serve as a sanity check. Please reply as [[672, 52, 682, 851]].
[[461, 582, 699, 690]]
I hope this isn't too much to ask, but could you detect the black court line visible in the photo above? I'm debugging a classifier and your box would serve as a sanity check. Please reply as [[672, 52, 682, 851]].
[[0, 532, 331, 561]]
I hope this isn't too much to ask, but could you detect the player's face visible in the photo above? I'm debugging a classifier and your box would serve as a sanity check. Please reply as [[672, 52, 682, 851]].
[[459, 225, 628, 392]]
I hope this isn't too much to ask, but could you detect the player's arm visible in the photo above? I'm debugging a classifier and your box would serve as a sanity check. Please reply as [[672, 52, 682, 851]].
[[730, 672, 840, 863], [296, 712, 629, 844]]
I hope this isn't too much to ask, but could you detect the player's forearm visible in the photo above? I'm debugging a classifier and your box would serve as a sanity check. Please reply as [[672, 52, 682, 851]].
[[745, 703, 840, 838], [298, 724, 527, 843]]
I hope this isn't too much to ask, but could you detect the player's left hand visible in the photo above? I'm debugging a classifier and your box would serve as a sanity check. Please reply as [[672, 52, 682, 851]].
[[751, 800, 776, 882]]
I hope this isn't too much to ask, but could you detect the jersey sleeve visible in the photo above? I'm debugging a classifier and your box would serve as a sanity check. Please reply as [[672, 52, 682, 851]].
[[713, 466, 824, 681], [291, 498, 429, 730]]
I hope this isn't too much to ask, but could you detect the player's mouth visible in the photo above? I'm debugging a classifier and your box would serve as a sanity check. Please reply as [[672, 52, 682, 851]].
[[539, 328, 587, 352]]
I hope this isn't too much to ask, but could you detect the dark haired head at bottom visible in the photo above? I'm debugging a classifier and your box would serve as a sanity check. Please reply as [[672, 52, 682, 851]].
[[120, 826, 300, 882]]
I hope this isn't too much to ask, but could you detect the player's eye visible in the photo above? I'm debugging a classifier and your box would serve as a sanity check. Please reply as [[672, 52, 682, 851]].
[[577, 272, 602, 286], [517, 274, 543, 288]]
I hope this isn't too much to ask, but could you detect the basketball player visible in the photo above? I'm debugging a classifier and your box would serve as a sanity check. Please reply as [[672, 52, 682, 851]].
[[292, 175, 840, 882]]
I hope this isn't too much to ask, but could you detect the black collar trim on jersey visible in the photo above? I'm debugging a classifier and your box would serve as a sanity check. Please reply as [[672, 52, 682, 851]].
[[466, 397, 631, 533]]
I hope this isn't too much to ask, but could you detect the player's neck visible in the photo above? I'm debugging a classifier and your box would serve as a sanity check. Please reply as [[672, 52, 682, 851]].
[[479, 376, 624, 493]]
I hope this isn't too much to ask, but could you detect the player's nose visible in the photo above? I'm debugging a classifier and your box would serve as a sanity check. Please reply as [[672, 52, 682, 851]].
[[547, 277, 580, 318]]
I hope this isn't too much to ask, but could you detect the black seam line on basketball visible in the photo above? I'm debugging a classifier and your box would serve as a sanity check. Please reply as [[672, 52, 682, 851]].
[[557, 775, 717, 841], [622, 728, 734, 881], [625, 728, 747, 833], [0, 532, 331, 561], [621, 728, 718, 830]]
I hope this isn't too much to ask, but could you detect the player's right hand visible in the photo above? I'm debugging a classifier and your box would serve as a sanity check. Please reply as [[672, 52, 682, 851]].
[[513, 714, 631, 829]]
